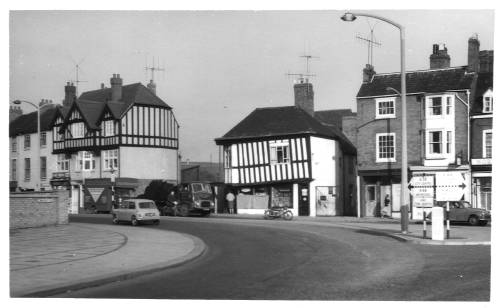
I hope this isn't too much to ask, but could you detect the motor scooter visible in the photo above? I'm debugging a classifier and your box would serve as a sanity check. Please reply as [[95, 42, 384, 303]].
[[264, 206, 293, 220]]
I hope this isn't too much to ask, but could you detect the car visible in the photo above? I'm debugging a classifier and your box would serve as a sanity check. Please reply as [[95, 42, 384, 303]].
[[112, 199, 160, 226], [426, 200, 491, 226]]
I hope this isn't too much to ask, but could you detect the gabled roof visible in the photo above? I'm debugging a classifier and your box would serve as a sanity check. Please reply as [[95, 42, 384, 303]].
[[314, 109, 356, 129], [215, 106, 356, 154], [79, 83, 171, 118], [9, 104, 61, 137], [74, 99, 107, 130], [357, 66, 476, 98], [471, 72, 493, 114]]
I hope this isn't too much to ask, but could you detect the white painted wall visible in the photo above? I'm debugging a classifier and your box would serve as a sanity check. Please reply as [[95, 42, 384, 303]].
[[309, 136, 338, 216], [119, 147, 178, 182]]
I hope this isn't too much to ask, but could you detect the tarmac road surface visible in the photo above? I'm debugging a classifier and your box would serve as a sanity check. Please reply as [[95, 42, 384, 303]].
[[60, 215, 490, 300]]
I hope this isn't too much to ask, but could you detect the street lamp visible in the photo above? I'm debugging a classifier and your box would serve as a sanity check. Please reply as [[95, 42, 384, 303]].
[[342, 12, 409, 234], [13, 100, 41, 191]]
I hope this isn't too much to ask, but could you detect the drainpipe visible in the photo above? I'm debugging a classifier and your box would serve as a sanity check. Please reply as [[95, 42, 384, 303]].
[[454, 90, 471, 202]]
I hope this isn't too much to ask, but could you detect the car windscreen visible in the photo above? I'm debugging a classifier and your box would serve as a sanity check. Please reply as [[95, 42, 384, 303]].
[[191, 183, 212, 193], [139, 202, 156, 209]]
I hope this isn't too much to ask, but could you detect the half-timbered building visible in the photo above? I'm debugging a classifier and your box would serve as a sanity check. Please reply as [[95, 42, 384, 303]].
[[215, 78, 357, 217], [51, 75, 179, 213]]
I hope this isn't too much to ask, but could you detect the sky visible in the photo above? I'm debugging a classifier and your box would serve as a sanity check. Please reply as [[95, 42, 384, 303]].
[[8, 9, 495, 162]]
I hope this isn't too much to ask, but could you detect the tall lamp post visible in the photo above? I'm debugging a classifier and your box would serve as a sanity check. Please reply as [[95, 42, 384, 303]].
[[13, 100, 41, 191], [341, 12, 409, 234]]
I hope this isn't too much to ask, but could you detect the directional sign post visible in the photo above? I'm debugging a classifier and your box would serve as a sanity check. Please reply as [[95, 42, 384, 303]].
[[435, 172, 467, 201], [408, 174, 435, 220]]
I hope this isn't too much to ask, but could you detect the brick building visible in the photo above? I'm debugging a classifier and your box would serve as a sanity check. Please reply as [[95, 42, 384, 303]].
[[354, 37, 492, 219], [470, 42, 493, 210]]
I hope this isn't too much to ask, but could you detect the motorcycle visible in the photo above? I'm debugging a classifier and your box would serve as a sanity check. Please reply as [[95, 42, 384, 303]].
[[264, 206, 293, 220]]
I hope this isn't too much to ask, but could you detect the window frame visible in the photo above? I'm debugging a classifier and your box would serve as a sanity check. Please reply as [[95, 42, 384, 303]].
[[57, 154, 70, 171], [11, 159, 17, 181], [103, 149, 119, 170], [270, 142, 290, 165], [483, 90, 493, 113], [428, 131, 443, 155], [375, 97, 396, 119], [24, 135, 31, 150], [24, 158, 31, 181], [426, 94, 454, 118], [483, 129, 492, 158], [11, 137, 17, 153], [77, 151, 96, 171], [40, 156, 47, 180], [375, 133, 396, 163], [40, 132, 47, 148], [71, 122, 85, 138]]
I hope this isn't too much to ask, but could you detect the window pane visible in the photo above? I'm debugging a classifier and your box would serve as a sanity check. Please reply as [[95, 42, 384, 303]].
[[430, 97, 442, 115]]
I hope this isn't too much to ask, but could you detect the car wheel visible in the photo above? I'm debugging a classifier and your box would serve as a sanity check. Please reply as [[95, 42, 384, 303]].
[[131, 216, 139, 226], [468, 215, 480, 226], [112, 214, 119, 224], [178, 204, 189, 217]]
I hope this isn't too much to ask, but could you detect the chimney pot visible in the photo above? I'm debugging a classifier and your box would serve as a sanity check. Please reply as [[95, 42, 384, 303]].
[[363, 64, 376, 83], [429, 43, 450, 69], [111, 73, 123, 101]]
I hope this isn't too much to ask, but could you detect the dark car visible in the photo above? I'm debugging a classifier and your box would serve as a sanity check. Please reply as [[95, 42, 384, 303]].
[[427, 200, 491, 226]]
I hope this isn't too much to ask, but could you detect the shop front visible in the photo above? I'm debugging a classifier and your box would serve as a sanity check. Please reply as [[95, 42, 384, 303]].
[[80, 177, 139, 213]]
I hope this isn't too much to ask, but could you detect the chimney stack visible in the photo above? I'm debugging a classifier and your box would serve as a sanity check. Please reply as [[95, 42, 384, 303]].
[[63, 82, 76, 107], [294, 77, 314, 116], [362, 64, 376, 83], [147, 79, 156, 95], [468, 35, 480, 72], [10, 106, 23, 122], [429, 44, 450, 69], [110, 73, 123, 101]]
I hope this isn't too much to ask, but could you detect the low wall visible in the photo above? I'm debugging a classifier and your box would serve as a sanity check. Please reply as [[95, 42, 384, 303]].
[[10, 190, 70, 229]]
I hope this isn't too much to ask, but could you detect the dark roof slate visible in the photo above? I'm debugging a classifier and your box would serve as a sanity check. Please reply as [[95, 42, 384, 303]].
[[79, 83, 170, 118], [9, 104, 61, 136], [215, 106, 356, 154], [357, 66, 476, 98], [314, 109, 357, 129]]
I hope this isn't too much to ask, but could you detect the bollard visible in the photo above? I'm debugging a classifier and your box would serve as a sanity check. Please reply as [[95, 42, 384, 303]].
[[423, 210, 427, 239], [446, 201, 450, 239]]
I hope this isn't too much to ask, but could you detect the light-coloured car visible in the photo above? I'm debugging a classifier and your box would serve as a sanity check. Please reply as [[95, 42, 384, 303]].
[[426, 200, 491, 226], [112, 199, 160, 226]]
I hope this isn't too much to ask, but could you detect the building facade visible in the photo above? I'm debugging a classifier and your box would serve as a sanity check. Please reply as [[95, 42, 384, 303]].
[[51, 75, 180, 213], [355, 36, 493, 219], [215, 78, 357, 217], [9, 102, 63, 192]]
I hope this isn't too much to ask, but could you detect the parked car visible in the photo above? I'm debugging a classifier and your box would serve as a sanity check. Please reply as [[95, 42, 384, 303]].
[[112, 199, 160, 226], [426, 200, 491, 226]]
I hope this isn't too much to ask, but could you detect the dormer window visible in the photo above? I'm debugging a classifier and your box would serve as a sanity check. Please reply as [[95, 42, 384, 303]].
[[375, 97, 396, 119], [483, 90, 493, 113], [71, 122, 85, 138]]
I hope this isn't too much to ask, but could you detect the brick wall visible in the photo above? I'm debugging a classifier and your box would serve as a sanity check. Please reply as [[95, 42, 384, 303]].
[[455, 92, 470, 162], [10, 190, 70, 229], [341, 116, 358, 147], [471, 117, 493, 159], [357, 95, 423, 171]]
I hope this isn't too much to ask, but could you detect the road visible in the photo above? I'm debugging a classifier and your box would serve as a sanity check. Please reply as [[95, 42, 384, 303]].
[[62, 215, 490, 300]]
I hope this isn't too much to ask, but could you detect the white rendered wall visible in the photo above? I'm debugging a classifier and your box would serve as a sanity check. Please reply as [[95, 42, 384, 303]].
[[119, 147, 178, 182], [309, 136, 338, 216]]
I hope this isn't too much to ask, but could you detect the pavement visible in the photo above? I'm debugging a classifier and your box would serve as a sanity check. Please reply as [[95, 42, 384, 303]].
[[9, 213, 490, 297]]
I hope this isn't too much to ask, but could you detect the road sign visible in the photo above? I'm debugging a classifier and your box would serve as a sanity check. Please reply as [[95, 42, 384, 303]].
[[435, 172, 466, 201], [408, 174, 434, 190], [410, 186, 434, 198], [413, 197, 434, 208]]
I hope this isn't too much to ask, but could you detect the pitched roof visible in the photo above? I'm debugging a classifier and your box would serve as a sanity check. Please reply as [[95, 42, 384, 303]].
[[75, 99, 107, 129], [215, 106, 356, 154], [314, 109, 357, 129], [357, 66, 476, 98], [471, 72, 493, 114], [79, 83, 171, 118], [9, 104, 61, 137]]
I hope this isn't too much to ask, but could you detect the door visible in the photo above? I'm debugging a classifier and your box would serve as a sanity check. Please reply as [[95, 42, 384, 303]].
[[70, 186, 79, 214], [316, 186, 337, 216], [365, 185, 377, 217], [298, 184, 309, 216]]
